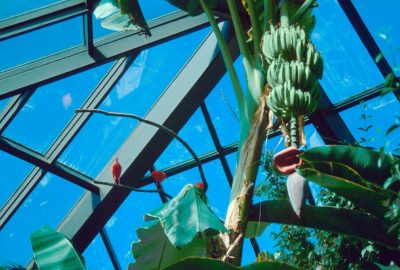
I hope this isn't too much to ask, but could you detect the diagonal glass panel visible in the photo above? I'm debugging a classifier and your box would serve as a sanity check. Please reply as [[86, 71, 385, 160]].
[[0, 98, 11, 111], [154, 108, 215, 169], [139, 0, 178, 21], [0, 0, 59, 20], [59, 28, 210, 177], [0, 173, 85, 266], [0, 151, 33, 208], [0, 17, 82, 71], [3, 62, 113, 154], [83, 233, 115, 270], [104, 191, 162, 268], [353, 0, 400, 75], [339, 93, 400, 151], [205, 58, 244, 147], [311, 0, 383, 103]]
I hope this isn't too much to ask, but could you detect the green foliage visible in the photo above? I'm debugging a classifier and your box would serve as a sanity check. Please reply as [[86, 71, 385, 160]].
[[30, 226, 85, 270], [162, 257, 301, 270], [93, 0, 150, 34], [128, 222, 207, 270], [144, 184, 228, 248]]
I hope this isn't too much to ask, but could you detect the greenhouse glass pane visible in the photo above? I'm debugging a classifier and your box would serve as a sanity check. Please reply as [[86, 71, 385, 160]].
[[3, 62, 113, 153], [105, 191, 162, 268], [154, 108, 215, 169], [353, 0, 400, 75], [0, 98, 10, 111], [0, 173, 84, 266], [83, 233, 115, 270], [139, 0, 178, 21], [59, 28, 210, 177], [0, 151, 33, 208], [339, 93, 400, 152], [242, 239, 256, 265], [311, 0, 383, 103], [0, 17, 82, 71], [205, 58, 244, 147], [0, 0, 58, 20]]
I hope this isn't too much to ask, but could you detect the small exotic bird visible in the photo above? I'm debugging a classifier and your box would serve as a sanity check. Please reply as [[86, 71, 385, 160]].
[[111, 158, 122, 185], [195, 182, 204, 190], [151, 170, 167, 182]]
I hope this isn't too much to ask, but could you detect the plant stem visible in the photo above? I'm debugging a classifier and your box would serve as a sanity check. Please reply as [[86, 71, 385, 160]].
[[75, 109, 209, 192], [199, 0, 245, 118], [290, 115, 298, 148], [246, 0, 261, 59], [280, 0, 290, 27], [94, 180, 173, 199]]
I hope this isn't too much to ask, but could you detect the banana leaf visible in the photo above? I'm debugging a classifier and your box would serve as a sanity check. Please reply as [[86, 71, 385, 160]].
[[297, 162, 390, 217], [145, 184, 228, 248], [94, 0, 150, 35], [165, 0, 217, 16], [244, 221, 269, 238], [250, 200, 399, 249], [30, 226, 85, 270], [128, 222, 207, 270], [162, 257, 300, 270], [299, 145, 397, 190]]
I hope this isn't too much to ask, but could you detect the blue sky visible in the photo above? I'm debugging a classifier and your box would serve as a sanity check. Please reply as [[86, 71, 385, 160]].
[[0, 0, 399, 269]]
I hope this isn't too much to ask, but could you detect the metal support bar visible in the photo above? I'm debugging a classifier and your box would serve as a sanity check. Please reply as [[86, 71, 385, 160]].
[[83, 11, 93, 56], [0, 91, 34, 134], [100, 228, 122, 270], [309, 85, 356, 145], [0, 11, 212, 99], [0, 56, 135, 230], [0, 0, 87, 41], [0, 136, 99, 192], [52, 23, 237, 255], [200, 102, 234, 186]]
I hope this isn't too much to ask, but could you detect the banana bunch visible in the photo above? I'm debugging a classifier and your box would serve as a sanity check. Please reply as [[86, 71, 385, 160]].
[[262, 25, 323, 119], [266, 80, 320, 119]]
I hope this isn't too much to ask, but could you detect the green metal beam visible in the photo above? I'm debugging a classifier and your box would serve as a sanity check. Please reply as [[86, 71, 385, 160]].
[[51, 23, 236, 256], [0, 91, 34, 134], [0, 11, 211, 99], [0, 56, 135, 230], [0, 0, 87, 41]]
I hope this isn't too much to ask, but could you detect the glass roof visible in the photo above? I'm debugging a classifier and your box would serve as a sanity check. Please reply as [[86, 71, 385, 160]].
[[0, 0, 398, 268]]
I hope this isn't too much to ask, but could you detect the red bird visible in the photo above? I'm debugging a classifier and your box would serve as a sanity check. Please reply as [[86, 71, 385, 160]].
[[111, 158, 122, 185], [151, 170, 167, 182], [195, 182, 204, 190]]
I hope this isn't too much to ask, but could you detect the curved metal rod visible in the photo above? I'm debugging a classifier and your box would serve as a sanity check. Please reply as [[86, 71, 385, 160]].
[[94, 180, 173, 199], [76, 109, 209, 193]]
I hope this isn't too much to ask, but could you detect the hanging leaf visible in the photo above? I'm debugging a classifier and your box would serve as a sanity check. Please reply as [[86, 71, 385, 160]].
[[145, 184, 228, 248], [299, 145, 398, 190], [93, 0, 151, 35], [165, 0, 218, 16], [30, 226, 85, 270], [162, 257, 301, 270], [297, 162, 391, 217], [128, 222, 207, 270], [250, 200, 399, 248]]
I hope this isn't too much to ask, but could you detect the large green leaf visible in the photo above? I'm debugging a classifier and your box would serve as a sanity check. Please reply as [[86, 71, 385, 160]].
[[94, 0, 150, 34], [162, 257, 300, 270], [30, 226, 85, 270], [145, 184, 228, 248], [244, 221, 269, 238], [299, 145, 397, 190], [165, 0, 217, 16], [250, 200, 399, 249], [297, 162, 390, 217], [128, 222, 207, 270]]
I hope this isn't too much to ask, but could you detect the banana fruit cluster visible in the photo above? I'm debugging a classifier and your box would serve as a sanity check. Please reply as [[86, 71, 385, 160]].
[[262, 25, 323, 120]]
